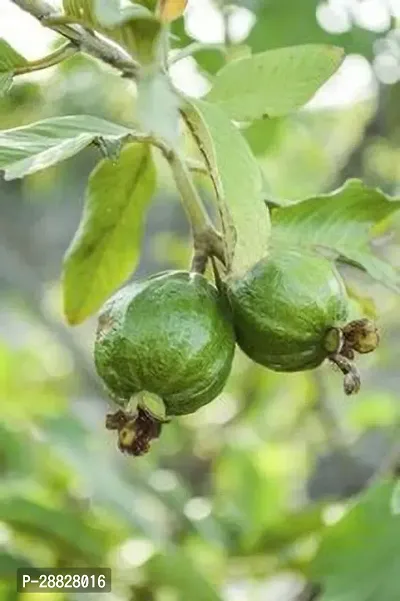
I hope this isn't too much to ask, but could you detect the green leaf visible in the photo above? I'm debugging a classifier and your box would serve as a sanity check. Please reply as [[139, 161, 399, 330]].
[[135, 0, 157, 8], [0, 39, 28, 97], [247, 0, 384, 61], [94, 0, 153, 27], [63, 143, 156, 325], [206, 44, 344, 121], [0, 115, 131, 180], [137, 69, 181, 147], [183, 99, 270, 274], [0, 552, 33, 578], [0, 497, 108, 563], [311, 481, 400, 601], [0, 73, 12, 96], [63, 0, 101, 23], [0, 39, 27, 72], [270, 179, 400, 292], [243, 117, 283, 157], [391, 481, 400, 515], [147, 548, 223, 601]]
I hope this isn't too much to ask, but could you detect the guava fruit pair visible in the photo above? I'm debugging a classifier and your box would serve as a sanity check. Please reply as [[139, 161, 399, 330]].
[[94, 248, 378, 456]]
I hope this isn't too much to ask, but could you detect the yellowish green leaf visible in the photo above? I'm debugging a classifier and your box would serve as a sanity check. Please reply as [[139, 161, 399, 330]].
[[63, 143, 156, 324]]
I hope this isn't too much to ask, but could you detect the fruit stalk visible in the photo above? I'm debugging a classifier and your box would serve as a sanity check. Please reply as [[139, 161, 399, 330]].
[[167, 150, 225, 270]]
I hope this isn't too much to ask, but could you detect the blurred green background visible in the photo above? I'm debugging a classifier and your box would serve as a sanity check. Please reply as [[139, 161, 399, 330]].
[[1, 1, 400, 600]]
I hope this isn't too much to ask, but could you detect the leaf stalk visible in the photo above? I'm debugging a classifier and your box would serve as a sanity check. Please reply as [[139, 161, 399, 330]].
[[13, 43, 77, 76]]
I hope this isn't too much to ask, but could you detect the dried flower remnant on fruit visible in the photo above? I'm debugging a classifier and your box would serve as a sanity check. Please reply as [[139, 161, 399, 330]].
[[329, 352, 361, 395], [105, 408, 162, 456], [342, 319, 380, 355], [326, 318, 379, 395]]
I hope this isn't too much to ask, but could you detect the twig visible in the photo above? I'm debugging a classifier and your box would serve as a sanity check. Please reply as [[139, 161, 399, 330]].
[[10, 0, 140, 78]]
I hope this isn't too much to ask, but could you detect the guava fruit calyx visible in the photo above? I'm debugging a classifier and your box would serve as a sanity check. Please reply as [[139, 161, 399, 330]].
[[105, 408, 161, 456], [325, 318, 379, 395], [342, 319, 380, 357], [105, 391, 169, 457]]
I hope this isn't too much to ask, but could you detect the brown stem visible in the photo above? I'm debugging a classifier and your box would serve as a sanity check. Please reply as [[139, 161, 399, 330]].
[[10, 0, 140, 78]]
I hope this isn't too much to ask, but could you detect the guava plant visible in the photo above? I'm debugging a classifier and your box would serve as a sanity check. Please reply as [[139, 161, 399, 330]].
[[1, 0, 399, 457]]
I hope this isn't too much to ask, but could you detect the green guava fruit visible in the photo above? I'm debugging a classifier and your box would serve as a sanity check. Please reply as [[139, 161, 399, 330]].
[[226, 246, 379, 395], [226, 247, 349, 372], [94, 271, 235, 455]]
